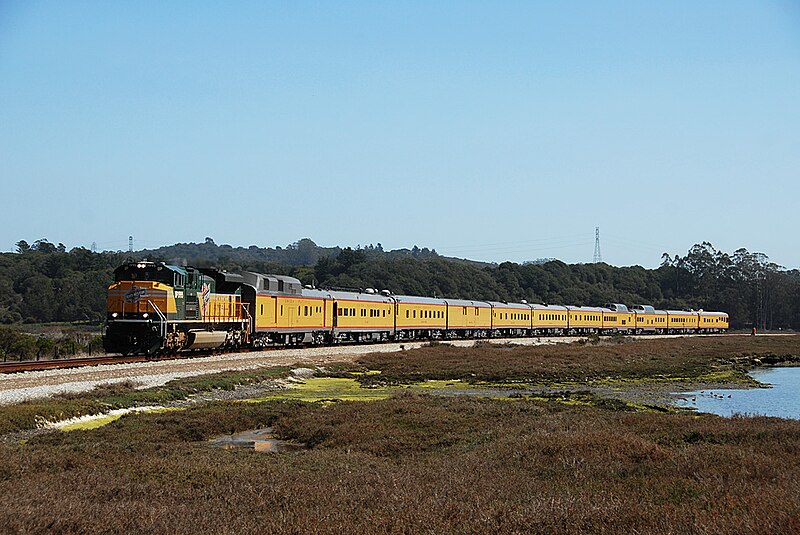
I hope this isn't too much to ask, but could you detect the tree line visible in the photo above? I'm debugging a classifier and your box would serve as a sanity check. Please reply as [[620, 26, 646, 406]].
[[1, 239, 798, 331]]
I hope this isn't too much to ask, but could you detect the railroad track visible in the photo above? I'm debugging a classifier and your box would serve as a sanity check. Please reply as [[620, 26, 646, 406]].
[[0, 332, 746, 375], [0, 353, 203, 374]]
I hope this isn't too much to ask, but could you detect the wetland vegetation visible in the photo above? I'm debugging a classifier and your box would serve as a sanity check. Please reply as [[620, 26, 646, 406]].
[[1, 335, 799, 533]]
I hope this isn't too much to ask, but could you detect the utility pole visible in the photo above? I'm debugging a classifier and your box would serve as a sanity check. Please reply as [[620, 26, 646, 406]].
[[129, 236, 133, 253], [593, 227, 602, 263]]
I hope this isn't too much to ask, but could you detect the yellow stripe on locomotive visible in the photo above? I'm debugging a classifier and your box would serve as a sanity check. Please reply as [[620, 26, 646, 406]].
[[107, 280, 175, 316]]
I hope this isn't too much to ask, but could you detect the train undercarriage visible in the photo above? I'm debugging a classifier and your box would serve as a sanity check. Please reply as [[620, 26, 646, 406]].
[[104, 319, 250, 356], [104, 322, 727, 356]]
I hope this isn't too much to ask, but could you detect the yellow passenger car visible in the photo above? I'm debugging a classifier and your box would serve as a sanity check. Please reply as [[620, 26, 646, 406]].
[[631, 305, 668, 333], [243, 272, 330, 346], [699, 311, 729, 332], [444, 299, 492, 336], [489, 301, 532, 336], [531, 304, 568, 334], [602, 303, 635, 333], [666, 310, 699, 333], [393, 295, 447, 339], [567, 306, 604, 333], [271, 295, 328, 331], [330, 290, 395, 342]]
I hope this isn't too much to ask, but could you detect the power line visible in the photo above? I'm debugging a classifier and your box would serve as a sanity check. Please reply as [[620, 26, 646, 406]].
[[602, 235, 668, 252], [436, 234, 591, 256], [438, 233, 588, 251]]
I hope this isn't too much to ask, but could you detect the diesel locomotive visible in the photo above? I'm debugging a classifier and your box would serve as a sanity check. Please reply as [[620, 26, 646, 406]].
[[104, 262, 250, 355], [104, 260, 729, 356]]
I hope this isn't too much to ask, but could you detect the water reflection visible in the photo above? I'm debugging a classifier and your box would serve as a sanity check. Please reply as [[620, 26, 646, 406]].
[[208, 427, 306, 453], [676, 367, 800, 419]]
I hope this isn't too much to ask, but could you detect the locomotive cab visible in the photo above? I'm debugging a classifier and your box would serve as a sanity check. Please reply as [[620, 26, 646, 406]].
[[107, 261, 198, 321], [104, 262, 250, 355], [105, 261, 182, 354]]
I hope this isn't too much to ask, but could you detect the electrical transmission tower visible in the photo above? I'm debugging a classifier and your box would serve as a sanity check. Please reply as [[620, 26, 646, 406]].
[[593, 227, 602, 263], [91, 242, 97, 253], [129, 236, 133, 253]]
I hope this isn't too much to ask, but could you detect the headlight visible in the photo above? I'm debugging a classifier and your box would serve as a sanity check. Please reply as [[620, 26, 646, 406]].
[[111, 312, 118, 318], [142, 313, 149, 319]]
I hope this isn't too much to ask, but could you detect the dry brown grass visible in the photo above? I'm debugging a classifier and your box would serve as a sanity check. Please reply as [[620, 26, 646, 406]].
[[1, 335, 799, 533], [351, 334, 800, 384], [1, 394, 800, 533], [0, 367, 291, 435]]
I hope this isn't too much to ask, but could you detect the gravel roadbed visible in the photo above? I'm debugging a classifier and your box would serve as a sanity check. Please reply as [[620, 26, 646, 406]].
[[0, 337, 582, 405]]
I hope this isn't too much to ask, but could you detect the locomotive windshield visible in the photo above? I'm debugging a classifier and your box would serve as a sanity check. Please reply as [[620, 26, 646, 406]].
[[113, 262, 179, 286]]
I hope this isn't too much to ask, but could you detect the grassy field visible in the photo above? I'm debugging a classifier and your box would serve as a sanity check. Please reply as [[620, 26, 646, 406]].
[[1, 335, 799, 533]]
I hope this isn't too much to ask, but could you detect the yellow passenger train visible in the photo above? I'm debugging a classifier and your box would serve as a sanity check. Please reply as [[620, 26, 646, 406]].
[[104, 261, 729, 355]]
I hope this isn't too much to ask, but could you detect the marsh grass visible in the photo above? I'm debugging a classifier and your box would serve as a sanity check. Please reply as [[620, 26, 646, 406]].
[[0, 367, 292, 434], [2, 395, 800, 533], [351, 335, 800, 386], [2, 337, 800, 532]]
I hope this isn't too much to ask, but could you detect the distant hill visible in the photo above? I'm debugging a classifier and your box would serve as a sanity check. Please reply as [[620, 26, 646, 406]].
[[5, 238, 797, 331], [137, 238, 340, 268], [136, 238, 493, 269]]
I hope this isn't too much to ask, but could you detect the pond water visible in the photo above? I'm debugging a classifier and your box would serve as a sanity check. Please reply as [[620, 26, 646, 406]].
[[208, 428, 306, 453], [676, 367, 800, 419]]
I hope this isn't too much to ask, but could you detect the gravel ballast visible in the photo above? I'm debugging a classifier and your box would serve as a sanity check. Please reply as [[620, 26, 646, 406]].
[[0, 337, 581, 405]]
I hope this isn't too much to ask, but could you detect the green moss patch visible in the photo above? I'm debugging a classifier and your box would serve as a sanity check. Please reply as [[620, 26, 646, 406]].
[[251, 377, 397, 403]]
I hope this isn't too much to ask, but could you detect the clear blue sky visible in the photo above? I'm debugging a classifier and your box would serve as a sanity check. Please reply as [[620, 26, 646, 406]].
[[1, 1, 798, 268]]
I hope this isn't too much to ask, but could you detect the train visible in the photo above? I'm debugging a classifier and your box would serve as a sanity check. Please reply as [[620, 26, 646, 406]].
[[103, 260, 729, 355]]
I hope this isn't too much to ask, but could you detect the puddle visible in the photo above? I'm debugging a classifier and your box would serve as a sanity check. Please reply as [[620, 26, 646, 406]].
[[208, 427, 306, 453]]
